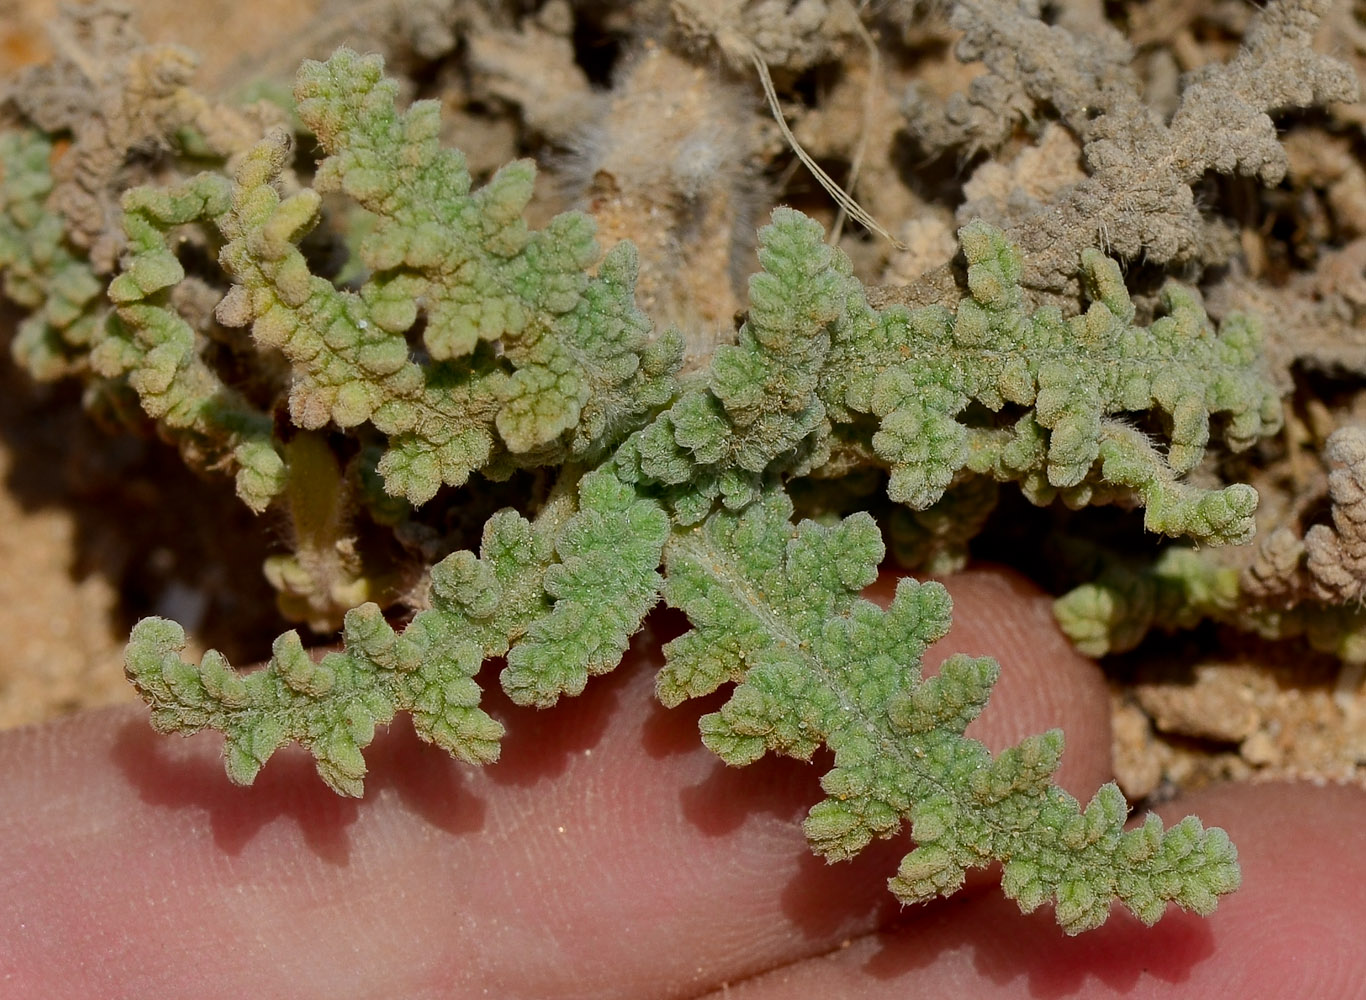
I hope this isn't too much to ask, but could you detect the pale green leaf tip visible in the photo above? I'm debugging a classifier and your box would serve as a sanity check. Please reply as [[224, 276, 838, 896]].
[[661, 493, 1241, 932]]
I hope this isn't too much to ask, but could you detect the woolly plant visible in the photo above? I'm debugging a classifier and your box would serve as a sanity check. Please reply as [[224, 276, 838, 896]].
[[1, 47, 1267, 933]]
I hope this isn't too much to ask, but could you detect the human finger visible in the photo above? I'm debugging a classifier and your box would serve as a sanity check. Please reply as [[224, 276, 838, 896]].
[[698, 780, 1366, 999], [0, 568, 1110, 999]]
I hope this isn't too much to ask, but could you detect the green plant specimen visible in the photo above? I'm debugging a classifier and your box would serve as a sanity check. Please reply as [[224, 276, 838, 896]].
[[0, 45, 1268, 934]]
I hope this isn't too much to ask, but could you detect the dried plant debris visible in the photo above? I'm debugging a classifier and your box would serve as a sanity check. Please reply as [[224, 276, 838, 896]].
[[912, 0, 1357, 298], [1, 3, 278, 274], [669, 0, 860, 70], [1302, 426, 1366, 601]]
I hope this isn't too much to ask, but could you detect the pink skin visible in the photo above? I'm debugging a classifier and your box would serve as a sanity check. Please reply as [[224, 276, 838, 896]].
[[1, 568, 1363, 998]]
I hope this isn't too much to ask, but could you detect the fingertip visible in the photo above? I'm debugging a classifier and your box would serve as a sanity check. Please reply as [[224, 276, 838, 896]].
[[1142, 780, 1366, 994]]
